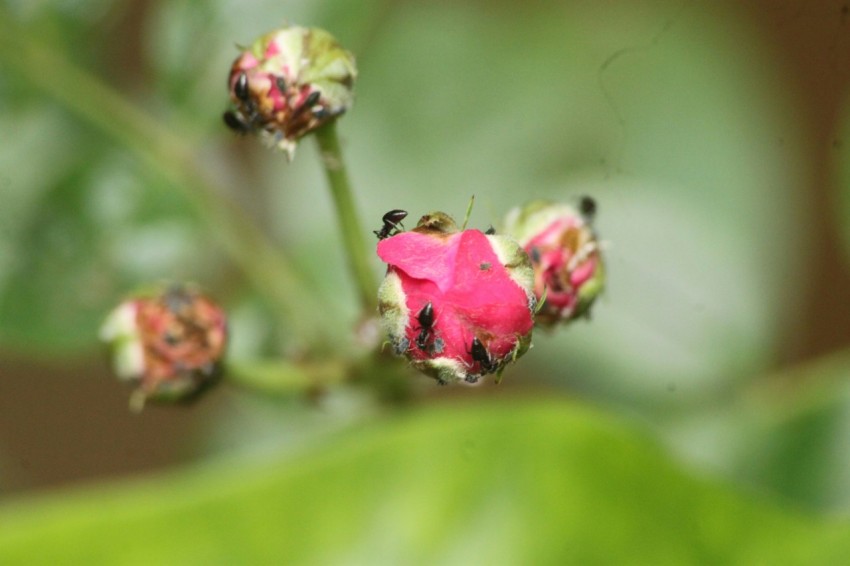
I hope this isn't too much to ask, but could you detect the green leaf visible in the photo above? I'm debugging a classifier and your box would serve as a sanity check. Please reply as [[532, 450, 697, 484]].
[[0, 400, 847, 563], [731, 350, 850, 512]]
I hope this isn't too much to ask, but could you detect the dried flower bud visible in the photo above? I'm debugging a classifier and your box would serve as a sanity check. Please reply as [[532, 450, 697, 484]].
[[377, 212, 535, 385], [99, 284, 228, 409], [504, 198, 605, 326], [223, 25, 357, 159]]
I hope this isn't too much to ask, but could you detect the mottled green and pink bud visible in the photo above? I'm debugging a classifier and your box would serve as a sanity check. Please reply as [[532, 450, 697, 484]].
[[504, 198, 605, 326], [99, 284, 228, 409], [223, 25, 357, 159], [377, 212, 535, 385]]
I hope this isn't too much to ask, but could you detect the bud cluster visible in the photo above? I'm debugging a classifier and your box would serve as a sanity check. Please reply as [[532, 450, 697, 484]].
[[375, 199, 605, 385], [98, 24, 609, 406]]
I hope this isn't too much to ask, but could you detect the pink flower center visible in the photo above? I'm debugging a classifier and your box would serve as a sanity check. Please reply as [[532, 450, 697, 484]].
[[525, 217, 597, 313]]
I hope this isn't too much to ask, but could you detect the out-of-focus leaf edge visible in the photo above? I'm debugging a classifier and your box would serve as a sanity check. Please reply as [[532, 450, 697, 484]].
[[0, 399, 847, 564]]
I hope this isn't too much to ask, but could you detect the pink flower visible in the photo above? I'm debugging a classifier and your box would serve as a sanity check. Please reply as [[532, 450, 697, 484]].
[[505, 198, 605, 326], [100, 284, 228, 409], [223, 26, 357, 159], [377, 212, 535, 384]]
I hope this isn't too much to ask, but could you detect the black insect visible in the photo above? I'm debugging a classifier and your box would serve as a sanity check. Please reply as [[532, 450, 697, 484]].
[[469, 337, 496, 374], [223, 110, 253, 133], [290, 91, 322, 120], [275, 76, 288, 95], [223, 72, 264, 134], [234, 71, 250, 102], [415, 302, 435, 353], [484, 226, 496, 235], [374, 209, 408, 240], [579, 196, 597, 221], [304, 90, 321, 108], [312, 105, 347, 121]]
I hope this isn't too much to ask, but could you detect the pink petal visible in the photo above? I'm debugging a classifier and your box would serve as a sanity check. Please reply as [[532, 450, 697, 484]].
[[377, 231, 460, 294], [571, 257, 597, 287]]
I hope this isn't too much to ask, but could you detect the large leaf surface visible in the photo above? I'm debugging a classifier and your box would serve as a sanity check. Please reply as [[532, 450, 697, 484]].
[[0, 400, 847, 564]]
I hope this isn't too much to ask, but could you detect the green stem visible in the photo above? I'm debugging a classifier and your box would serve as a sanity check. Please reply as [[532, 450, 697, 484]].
[[314, 122, 377, 312], [225, 359, 347, 396], [0, 18, 322, 345]]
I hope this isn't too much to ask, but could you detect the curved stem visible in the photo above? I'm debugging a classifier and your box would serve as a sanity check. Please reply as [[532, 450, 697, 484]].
[[0, 18, 323, 345], [314, 122, 377, 312]]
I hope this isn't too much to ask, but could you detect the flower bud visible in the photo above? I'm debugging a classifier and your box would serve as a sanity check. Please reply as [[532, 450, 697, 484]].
[[377, 212, 535, 385], [99, 284, 228, 409], [223, 25, 357, 159], [504, 198, 605, 326]]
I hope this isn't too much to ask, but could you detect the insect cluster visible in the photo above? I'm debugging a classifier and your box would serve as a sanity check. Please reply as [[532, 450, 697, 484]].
[[376, 211, 536, 385], [222, 26, 357, 158]]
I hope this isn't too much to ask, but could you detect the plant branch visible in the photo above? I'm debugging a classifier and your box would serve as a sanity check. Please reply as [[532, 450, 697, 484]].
[[225, 359, 348, 396], [314, 121, 377, 312]]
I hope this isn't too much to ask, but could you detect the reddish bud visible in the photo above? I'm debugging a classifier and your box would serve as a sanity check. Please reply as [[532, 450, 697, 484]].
[[505, 199, 605, 326], [100, 284, 227, 409], [377, 212, 535, 385]]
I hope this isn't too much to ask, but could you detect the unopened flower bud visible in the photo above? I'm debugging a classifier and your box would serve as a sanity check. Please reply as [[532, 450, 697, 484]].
[[223, 25, 357, 159], [377, 212, 535, 385], [99, 284, 228, 409], [504, 197, 605, 326]]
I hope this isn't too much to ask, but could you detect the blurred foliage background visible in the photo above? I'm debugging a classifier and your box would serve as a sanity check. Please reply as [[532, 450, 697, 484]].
[[2, 0, 850, 562]]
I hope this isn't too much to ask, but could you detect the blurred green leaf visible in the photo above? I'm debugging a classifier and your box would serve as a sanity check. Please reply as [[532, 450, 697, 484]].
[[735, 350, 850, 512], [657, 348, 850, 514], [0, 400, 847, 563]]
